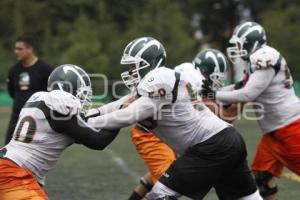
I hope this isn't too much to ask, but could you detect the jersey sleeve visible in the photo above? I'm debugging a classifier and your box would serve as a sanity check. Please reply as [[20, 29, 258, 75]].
[[175, 62, 204, 93], [137, 67, 178, 104], [216, 68, 275, 103], [87, 96, 158, 129], [48, 112, 119, 150], [44, 90, 82, 116]]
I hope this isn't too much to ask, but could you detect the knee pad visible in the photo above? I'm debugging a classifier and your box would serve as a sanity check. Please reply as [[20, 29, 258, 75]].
[[140, 176, 153, 192], [254, 171, 278, 198]]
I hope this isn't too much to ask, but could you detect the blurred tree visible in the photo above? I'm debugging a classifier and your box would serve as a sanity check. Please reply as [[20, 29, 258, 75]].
[[0, 0, 299, 85], [122, 0, 195, 67], [261, 2, 300, 80]]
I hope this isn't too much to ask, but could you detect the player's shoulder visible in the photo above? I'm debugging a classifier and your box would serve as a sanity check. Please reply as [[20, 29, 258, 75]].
[[174, 62, 195, 73], [27, 91, 48, 102], [44, 90, 81, 115], [137, 67, 176, 97], [175, 62, 204, 90], [250, 45, 281, 70]]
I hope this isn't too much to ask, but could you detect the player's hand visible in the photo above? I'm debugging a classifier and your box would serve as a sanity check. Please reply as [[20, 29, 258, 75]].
[[82, 108, 101, 122], [201, 79, 216, 100]]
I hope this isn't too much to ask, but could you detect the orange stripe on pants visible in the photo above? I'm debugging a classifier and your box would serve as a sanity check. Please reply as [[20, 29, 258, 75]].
[[131, 127, 176, 183], [252, 118, 300, 177], [0, 159, 48, 200]]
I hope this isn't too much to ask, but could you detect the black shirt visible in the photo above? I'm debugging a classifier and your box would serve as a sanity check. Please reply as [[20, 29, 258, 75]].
[[6, 59, 53, 117]]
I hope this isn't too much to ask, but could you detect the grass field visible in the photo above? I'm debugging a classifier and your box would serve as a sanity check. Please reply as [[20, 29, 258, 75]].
[[0, 109, 299, 200]]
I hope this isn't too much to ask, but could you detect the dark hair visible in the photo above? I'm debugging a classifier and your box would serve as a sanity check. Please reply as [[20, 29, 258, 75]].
[[16, 36, 35, 48]]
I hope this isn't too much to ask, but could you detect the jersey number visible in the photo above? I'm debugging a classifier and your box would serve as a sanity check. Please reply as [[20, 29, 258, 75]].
[[14, 116, 37, 143]]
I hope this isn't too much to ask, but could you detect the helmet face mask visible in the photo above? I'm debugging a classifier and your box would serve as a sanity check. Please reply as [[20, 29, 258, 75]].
[[227, 21, 267, 64], [120, 55, 150, 89], [47, 64, 92, 114], [226, 36, 248, 64], [210, 72, 226, 91], [120, 37, 166, 89]]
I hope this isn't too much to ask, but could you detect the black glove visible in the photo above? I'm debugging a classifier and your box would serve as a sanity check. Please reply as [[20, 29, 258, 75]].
[[234, 80, 244, 90], [81, 108, 101, 122], [201, 79, 216, 100]]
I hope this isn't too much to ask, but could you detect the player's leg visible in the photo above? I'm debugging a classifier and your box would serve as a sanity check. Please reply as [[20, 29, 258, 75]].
[[251, 134, 285, 199], [252, 119, 300, 200], [214, 128, 262, 200], [253, 172, 277, 200], [0, 158, 48, 200], [270, 118, 300, 176], [128, 172, 153, 200], [149, 128, 245, 199], [129, 126, 176, 200]]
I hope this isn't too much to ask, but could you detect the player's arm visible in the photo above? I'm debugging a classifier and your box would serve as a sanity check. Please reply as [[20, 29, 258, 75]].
[[48, 112, 119, 150], [87, 96, 163, 129], [216, 67, 275, 104], [84, 94, 135, 120], [6, 69, 15, 98]]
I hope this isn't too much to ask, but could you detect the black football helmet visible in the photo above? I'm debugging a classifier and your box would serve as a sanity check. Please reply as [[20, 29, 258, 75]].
[[47, 64, 92, 113], [227, 21, 267, 63], [193, 49, 229, 90], [120, 37, 166, 88]]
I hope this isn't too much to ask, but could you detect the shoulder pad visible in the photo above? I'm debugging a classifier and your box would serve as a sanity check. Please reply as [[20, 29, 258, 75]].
[[44, 90, 81, 115], [250, 45, 281, 71], [175, 62, 204, 92], [27, 92, 48, 102], [174, 62, 194, 73], [137, 67, 176, 99]]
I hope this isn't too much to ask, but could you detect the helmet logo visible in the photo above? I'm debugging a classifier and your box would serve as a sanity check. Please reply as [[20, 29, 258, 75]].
[[205, 52, 227, 73], [63, 65, 87, 88]]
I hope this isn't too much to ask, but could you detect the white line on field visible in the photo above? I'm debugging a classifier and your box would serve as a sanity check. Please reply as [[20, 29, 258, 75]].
[[105, 148, 140, 181], [282, 172, 300, 183]]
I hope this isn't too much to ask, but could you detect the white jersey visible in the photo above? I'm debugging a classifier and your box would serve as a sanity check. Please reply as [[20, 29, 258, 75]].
[[88, 66, 229, 154], [137, 67, 229, 154], [174, 62, 205, 92], [249, 45, 300, 132], [4, 90, 80, 185]]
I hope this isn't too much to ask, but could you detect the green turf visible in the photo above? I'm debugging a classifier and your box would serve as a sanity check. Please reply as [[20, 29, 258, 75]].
[[0, 110, 299, 200]]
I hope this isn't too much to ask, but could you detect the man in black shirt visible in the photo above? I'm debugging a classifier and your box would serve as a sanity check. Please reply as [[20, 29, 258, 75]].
[[5, 36, 53, 144]]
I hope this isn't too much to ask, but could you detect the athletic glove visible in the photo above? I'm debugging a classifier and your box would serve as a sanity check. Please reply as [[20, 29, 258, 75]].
[[201, 79, 216, 100], [81, 108, 101, 122]]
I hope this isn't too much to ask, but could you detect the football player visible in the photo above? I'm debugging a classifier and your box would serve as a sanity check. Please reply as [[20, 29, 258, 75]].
[[86, 49, 237, 200], [88, 37, 262, 200], [0, 64, 119, 200], [202, 21, 300, 200]]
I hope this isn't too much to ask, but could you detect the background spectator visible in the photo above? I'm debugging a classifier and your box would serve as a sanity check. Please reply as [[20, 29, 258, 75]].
[[5, 36, 53, 144]]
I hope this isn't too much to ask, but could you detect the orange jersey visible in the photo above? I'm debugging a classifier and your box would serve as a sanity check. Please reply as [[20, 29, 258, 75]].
[[0, 158, 48, 200], [252, 118, 300, 177], [131, 127, 177, 183]]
